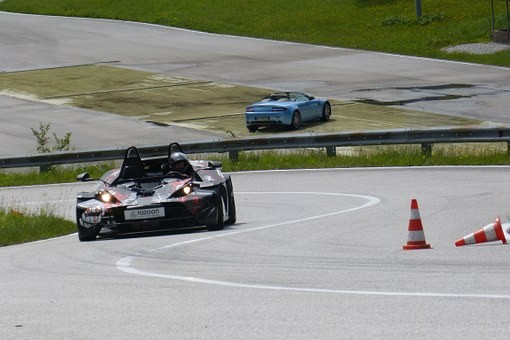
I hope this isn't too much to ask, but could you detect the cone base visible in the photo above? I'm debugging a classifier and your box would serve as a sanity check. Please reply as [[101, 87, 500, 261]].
[[403, 243, 431, 250]]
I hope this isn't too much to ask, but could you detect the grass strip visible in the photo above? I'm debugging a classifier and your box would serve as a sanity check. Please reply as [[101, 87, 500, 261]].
[[0, 163, 115, 187], [0, 209, 76, 247], [2, 144, 510, 187]]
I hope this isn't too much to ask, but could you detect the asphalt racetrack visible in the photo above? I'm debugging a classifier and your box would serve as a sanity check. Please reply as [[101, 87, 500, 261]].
[[2, 167, 510, 339], [1, 11, 510, 339]]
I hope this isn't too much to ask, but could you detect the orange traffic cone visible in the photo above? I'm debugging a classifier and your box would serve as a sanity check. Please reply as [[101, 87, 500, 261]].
[[403, 199, 431, 250], [455, 217, 507, 246]]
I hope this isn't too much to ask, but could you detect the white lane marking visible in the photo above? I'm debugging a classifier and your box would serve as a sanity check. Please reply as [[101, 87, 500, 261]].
[[149, 192, 379, 252], [117, 259, 510, 300], [115, 192, 379, 256], [116, 192, 510, 299]]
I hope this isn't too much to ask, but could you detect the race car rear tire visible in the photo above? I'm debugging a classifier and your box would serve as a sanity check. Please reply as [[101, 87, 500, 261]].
[[225, 177, 237, 225], [247, 125, 258, 133], [207, 195, 225, 231]]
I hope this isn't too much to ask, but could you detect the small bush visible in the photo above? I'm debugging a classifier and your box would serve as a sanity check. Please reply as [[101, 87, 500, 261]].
[[418, 13, 446, 26], [382, 13, 445, 27], [31, 122, 73, 153], [381, 15, 411, 26]]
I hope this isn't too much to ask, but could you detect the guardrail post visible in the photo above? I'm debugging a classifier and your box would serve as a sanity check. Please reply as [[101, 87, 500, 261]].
[[326, 146, 336, 157], [40, 164, 52, 173], [229, 150, 239, 162], [421, 143, 432, 157]]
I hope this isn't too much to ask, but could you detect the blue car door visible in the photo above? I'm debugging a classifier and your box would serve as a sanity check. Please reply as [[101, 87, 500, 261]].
[[295, 94, 315, 121]]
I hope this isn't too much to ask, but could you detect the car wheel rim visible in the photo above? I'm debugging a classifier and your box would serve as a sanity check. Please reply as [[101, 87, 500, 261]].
[[323, 104, 331, 119], [292, 112, 301, 128]]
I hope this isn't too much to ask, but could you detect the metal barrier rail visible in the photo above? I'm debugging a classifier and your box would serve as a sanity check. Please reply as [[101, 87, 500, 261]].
[[1, 126, 510, 171]]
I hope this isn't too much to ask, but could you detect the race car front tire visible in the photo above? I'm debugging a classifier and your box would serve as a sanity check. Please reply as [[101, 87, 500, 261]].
[[78, 225, 99, 242], [207, 195, 225, 231], [76, 207, 99, 241]]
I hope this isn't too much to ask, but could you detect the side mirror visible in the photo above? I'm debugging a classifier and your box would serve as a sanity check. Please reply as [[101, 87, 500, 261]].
[[208, 161, 223, 169], [76, 172, 91, 182]]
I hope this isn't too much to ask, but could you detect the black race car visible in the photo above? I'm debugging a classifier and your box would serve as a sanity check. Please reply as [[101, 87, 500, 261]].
[[75, 143, 236, 241]]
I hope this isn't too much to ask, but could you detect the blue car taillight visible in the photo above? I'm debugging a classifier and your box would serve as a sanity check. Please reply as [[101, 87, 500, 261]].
[[271, 107, 286, 112]]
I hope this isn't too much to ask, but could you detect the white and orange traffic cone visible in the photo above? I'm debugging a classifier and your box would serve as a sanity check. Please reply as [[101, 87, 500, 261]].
[[455, 217, 507, 247], [403, 199, 431, 250]]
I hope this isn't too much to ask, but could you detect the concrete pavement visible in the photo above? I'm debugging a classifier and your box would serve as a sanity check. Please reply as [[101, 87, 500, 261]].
[[1, 11, 509, 157]]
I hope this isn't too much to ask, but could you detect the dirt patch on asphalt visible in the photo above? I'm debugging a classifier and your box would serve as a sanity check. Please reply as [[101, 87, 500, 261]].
[[0, 64, 481, 138]]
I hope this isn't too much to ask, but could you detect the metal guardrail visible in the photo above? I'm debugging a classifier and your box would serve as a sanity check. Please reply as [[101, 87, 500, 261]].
[[1, 126, 510, 171]]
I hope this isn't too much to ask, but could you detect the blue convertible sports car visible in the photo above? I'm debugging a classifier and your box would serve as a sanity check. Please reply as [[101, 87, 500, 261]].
[[245, 92, 331, 132]]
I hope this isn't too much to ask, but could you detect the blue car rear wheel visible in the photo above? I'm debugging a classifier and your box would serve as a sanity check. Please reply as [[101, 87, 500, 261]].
[[291, 111, 301, 129]]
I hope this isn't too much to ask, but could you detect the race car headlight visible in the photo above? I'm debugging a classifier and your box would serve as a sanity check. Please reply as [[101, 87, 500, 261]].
[[96, 190, 118, 203], [172, 184, 193, 198]]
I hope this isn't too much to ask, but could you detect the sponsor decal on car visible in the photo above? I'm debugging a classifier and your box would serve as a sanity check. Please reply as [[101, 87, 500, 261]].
[[124, 207, 165, 220], [193, 191, 212, 196]]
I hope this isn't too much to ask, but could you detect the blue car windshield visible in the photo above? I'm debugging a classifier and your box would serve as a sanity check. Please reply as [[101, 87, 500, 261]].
[[292, 93, 308, 102], [263, 92, 309, 102]]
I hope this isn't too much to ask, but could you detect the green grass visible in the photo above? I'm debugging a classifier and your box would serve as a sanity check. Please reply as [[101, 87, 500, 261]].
[[220, 144, 510, 171], [0, 163, 115, 187], [0, 209, 76, 246], [0, 0, 508, 67], [2, 144, 510, 187]]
